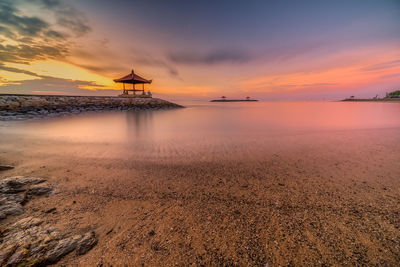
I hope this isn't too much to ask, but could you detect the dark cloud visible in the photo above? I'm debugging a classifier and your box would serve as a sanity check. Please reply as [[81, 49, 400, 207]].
[[168, 68, 179, 77], [0, 0, 89, 75], [69, 48, 181, 79], [17, 37, 35, 44], [0, 0, 177, 86], [134, 56, 180, 78], [0, 0, 178, 89], [361, 59, 400, 71], [168, 42, 325, 67], [37, 0, 62, 9], [260, 42, 326, 62], [0, 63, 43, 77], [168, 49, 252, 65], [0, 76, 117, 96], [70, 63, 127, 75], [0, 25, 16, 39], [56, 15, 90, 36], [0, 0, 90, 43], [0, 43, 67, 64], [0, 64, 113, 94], [33, 0, 91, 36], [379, 72, 400, 79], [45, 30, 68, 39], [301, 83, 338, 87], [0, 1, 50, 37]]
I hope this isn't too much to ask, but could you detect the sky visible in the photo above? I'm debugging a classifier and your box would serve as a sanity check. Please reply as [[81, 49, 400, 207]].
[[0, 0, 399, 100]]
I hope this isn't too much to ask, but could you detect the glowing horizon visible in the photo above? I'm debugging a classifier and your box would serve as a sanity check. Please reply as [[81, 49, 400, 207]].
[[0, 0, 399, 100]]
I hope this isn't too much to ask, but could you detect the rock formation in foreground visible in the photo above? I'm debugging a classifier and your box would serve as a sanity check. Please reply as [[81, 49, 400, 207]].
[[0, 176, 97, 266]]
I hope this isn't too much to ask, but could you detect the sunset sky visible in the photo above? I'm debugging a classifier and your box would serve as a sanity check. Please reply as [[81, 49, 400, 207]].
[[0, 0, 399, 100]]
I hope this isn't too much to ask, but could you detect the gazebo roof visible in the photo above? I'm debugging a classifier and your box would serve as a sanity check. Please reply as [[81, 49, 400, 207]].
[[114, 70, 152, 84]]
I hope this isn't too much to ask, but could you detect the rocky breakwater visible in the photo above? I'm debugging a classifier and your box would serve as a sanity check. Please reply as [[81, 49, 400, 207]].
[[0, 94, 183, 120]]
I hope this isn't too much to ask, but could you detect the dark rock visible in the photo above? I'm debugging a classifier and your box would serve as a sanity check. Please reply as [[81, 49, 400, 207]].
[[0, 244, 18, 266], [44, 235, 82, 263], [0, 177, 30, 194], [0, 199, 23, 219], [0, 177, 50, 220], [0, 177, 46, 191], [45, 207, 57, 213], [106, 228, 113, 235], [0, 216, 98, 265], [0, 176, 97, 265], [6, 247, 26, 266], [27, 184, 52, 197], [0, 165, 14, 171], [76, 231, 98, 255], [12, 216, 43, 229]]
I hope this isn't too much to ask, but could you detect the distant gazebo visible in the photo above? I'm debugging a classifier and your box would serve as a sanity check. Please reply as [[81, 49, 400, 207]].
[[114, 69, 152, 98]]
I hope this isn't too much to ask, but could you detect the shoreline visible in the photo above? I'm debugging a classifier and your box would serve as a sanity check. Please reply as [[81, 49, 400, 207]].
[[341, 98, 400, 102], [0, 103, 399, 266], [0, 127, 399, 265], [0, 94, 183, 120]]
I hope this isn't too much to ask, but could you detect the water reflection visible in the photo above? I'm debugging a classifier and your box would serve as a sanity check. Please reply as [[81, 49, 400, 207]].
[[2, 101, 400, 146], [125, 110, 153, 140]]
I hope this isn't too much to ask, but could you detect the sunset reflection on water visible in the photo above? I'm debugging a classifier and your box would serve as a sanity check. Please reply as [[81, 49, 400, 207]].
[[3, 101, 400, 143]]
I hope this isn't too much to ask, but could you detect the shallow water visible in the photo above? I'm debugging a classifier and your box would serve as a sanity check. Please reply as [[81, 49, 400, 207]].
[[3, 101, 400, 138], [1, 101, 400, 266], [1, 101, 400, 160]]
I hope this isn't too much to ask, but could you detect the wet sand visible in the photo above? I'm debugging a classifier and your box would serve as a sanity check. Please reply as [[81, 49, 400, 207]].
[[0, 125, 399, 266]]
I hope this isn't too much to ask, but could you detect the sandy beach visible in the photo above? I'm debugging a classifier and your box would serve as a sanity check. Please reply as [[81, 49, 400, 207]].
[[1, 112, 399, 266], [1, 0, 399, 265]]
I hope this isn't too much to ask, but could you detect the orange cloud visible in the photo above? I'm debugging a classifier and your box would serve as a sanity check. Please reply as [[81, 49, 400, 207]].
[[239, 58, 400, 94]]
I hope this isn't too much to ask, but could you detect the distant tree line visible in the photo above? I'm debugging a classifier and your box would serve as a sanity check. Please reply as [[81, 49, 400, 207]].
[[386, 90, 400, 97], [346, 90, 400, 100]]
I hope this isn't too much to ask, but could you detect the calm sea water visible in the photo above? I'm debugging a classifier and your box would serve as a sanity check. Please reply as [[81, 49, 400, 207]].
[[1, 101, 399, 160]]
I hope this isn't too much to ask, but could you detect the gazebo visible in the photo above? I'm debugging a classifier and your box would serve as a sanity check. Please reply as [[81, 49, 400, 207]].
[[114, 69, 152, 98]]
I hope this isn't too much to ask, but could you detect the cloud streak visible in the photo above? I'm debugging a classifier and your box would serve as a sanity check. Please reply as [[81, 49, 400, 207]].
[[361, 59, 400, 71], [167, 42, 324, 66], [168, 49, 252, 65], [0, 1, 50, 37], [0, 76, 118, 95], [0, 63, 43, 77], [0, 43, 67, 64], [133, 56, 180, 78], [0, 0, 92, 79], [32, 0, 91, 36]]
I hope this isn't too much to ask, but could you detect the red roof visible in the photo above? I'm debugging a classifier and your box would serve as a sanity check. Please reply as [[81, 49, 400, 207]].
[[114, 70, 152, 84]]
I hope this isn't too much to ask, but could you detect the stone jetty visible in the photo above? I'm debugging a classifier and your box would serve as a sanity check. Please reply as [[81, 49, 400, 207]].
[[0, 94, 183, 120]]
